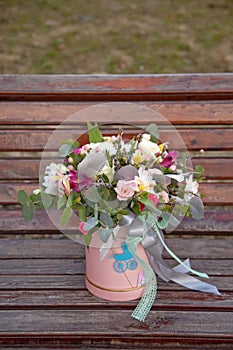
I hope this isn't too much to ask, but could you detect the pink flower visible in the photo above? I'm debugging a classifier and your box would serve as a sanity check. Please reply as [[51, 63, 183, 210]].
[[160, 150, 177, 169], [115, 180, 136, 201], [158, 191, 169, 203], [148, 193, 159, 206], [73, 147, 82, 155], [69, 170, 79, 192], [78, 221, 89, 235]]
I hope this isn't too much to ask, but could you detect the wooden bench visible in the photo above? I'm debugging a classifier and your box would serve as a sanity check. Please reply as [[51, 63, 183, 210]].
[[0, 74, 233, 349]]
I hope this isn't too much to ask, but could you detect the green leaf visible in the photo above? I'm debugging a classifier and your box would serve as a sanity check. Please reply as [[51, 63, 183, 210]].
[[18, 190, 36, 221], [99, 228, 112, 243], [83, 217, 98, 231], [83, 231, 93, 247], [22, 202, 35, 221], [87, 122, 103, 143], [84, 185, 102, 202], [60, 207, 73, 226], [57, 195, 67, 210], [98, 186, 110, 200], [66, 192, 75, 207], [59, 143, 73, 157], [78, 207, 86, 222], [100, 211, 114, 228], [59, 139, 79, 157], [146, 123, 160, 142], [18, 190, 30, 205], [41, 192, 53, 209]]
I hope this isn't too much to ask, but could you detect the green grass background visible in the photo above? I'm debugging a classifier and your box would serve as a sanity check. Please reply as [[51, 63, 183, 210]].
[[0, 0, 232, 73]]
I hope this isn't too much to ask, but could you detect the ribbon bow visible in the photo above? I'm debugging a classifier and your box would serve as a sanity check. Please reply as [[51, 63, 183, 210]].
[[120, 212, 221, 322]]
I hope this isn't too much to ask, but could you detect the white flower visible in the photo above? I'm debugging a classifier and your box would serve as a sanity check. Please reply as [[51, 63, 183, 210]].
[[89, 141, 117, 156], [139, 138, 160, 157], [33, 189, 41, 195], [184, 175, 199, 201], [42, 163, 67, 196], [100, 161, 115, 182], [134, 168, 156, 193], [142, 133, 150, 141], [120, 140, 131, 153]]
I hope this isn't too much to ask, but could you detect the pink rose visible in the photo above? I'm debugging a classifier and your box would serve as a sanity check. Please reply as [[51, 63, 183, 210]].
[[158, 191, 169, 203], [148, 193, 159, 206], [115, 180, 136, 201], [78, 221, 89, 235]]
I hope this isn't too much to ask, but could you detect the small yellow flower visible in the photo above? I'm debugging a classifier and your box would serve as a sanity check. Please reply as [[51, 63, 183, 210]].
[[159, 144, 164, 152], [132, 150, 143, 165]]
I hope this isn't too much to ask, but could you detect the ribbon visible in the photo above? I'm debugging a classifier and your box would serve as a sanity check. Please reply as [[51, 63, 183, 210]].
[[118, 211, 221, 321]]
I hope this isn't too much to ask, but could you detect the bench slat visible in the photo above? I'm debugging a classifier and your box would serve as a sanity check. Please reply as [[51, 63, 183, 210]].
[[0, 239, 232, 259], [1, 74, 233, 101], [0, 258, 231, 276], [1, 101, 233, 125], [0, 309, 232, 339], [1, 128, 233, 151], [0, 290, 231, 310]]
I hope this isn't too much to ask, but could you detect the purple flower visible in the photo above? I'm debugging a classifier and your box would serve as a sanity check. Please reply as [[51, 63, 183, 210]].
[[69, 170, 79, 192], [160, 150, 177, 169], [78, 174, 93, 190], [72, 147, 82, 155]]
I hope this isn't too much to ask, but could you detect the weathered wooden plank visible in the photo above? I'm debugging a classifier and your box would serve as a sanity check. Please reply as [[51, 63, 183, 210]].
[[0, 309, 232, 339], [1, 182, 232, 207], [0, 290, 231, 310], [1, 101, 233, 125], [0, 74, 233, 101], [0, 272, 230, 290], [1, 158, 232, 180], [0, 339, 232, 350], [1, 208, 232, 234], [0, 239, 232, 259], [0, 258, 231, 276], [1, 128, 233, 151]]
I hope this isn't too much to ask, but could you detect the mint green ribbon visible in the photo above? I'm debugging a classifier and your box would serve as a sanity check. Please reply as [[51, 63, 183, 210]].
[[122, 212, 221, 322], [126, 217, 157, 322]]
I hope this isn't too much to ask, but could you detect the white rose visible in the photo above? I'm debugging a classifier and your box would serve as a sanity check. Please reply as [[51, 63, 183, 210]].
[[139, 138, 160, 156], [100, 162, 115, 182]]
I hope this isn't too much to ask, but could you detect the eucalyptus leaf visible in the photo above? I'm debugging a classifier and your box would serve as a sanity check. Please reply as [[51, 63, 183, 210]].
[[60, 207, 73, 226], [99, 228, 112, 243], [78, 207, 86, 222], [100, 211, 114, 228], [84, 231, 93, 247], [22, 202, 35, 221], [66, 192, 75, 208], [84, 217, 98, 231], [146, 123, 160, 141], [57, 195, 67, 210], [59, 143, 73, 157], [84, 185, 102, 203], [18, 190, 30, 205], [41, 192, 53, 209]]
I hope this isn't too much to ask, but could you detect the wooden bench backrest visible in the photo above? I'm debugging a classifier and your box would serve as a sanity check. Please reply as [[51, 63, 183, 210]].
[[0, 74, 233, 236]]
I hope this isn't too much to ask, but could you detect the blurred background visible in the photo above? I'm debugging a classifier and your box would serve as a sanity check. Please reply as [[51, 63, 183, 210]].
[[0, 0, 232, 74]]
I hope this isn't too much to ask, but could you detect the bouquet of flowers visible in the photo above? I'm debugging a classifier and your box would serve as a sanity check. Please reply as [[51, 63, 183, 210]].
[[18, 122, 220, 322]]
